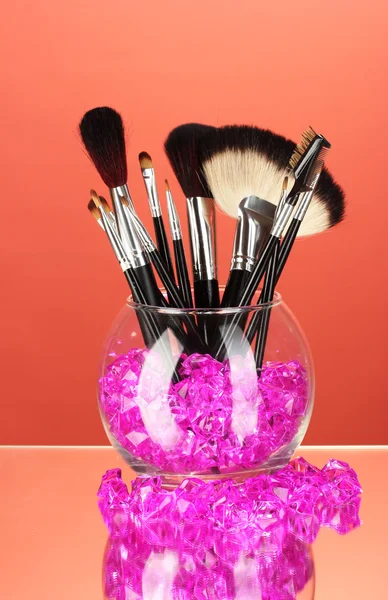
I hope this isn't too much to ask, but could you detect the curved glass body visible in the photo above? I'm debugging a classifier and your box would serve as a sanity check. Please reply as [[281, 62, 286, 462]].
[[98, 290, 314, 484]]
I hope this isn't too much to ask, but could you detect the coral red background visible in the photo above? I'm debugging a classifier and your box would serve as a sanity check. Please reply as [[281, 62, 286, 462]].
[[1, 0, 387, 444]]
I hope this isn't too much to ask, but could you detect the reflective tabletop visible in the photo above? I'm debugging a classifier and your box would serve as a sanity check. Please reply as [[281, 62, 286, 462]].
[[0, 446, 386, 599]]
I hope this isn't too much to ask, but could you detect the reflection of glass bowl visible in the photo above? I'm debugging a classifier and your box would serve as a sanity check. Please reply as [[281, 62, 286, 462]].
[[102, 529, 315, 600], [98, 290, 314, 483]]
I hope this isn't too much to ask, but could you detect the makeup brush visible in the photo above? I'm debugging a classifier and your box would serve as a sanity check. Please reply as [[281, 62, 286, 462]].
[[214, 127, 330, 360], [277, 168, 344, 279], [164, 123, 220, 345], [254, 138, 333, 371], [88, 194, 159, 349], [165, 180, 193, 308], [79, 106, 155, 299], [79, 107, 134, 210], [200, 125, 345, 307], [121, 197, 186, 309], [122, 198, 207, 351], [138, 152, 175, 282], [89, 190, 165, 309]]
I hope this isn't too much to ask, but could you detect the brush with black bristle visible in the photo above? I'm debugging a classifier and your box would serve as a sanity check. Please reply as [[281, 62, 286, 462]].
[[138, 151, 175, 283], [79, 107, 134, 208], [164, 123, 219, 346], [165, 179, 193, 308], [79, 106, 146, 280]]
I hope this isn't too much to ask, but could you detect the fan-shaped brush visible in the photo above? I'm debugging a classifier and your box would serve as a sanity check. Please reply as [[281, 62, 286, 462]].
[[199, 125, 345, 307]]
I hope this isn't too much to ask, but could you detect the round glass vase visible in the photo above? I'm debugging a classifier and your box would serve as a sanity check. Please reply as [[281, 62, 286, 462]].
[[98, 289, 314, 485]]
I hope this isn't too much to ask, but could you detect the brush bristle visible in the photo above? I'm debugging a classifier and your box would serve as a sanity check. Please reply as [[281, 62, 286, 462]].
[[89, 189, 101, 206], [165, 179, 170, 191], [79, 107, 127, 188], [138, 151, 153, 169], [298, 167, 345, 235], [164, 123, 215, 197], [121, 195, 130, 207], [199, 125, 295, 218], [99, 196, 112, 214], [87, 198, 101, 221], [288, 126, 317, 171]]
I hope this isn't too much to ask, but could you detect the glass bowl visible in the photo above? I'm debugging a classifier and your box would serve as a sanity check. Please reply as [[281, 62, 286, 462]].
[[98, 289, 314, 485]]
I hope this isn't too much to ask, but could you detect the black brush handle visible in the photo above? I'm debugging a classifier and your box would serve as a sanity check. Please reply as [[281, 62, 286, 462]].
[[150, 249, 185, 308], [124, 269, 155, 348], [276, 219, 301, 281], [173, 239, 193, 308], [221, 270, 251, 308], [134, 263, 166, 307], [150, 248, 206, 353], [245, 219, 301, 346], [214, 236, 277, 361], [254, 239, 280, 372], [131, 264, 179, 383], [194, 278, 220, 309], [194, 278, 220, 348], [153, 215, 176, 283]]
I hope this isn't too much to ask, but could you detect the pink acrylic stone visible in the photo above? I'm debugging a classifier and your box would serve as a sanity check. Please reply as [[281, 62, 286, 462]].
[[99, 350, 310, 474], [99, 457, 361, 600], [97, 457, 362, 544]]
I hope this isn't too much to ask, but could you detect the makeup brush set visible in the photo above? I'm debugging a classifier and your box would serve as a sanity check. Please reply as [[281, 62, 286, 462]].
[[80, 107, 344, 373]]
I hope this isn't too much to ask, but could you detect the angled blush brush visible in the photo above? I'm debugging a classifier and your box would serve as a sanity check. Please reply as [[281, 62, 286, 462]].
[[138, 152, 175, 282], [164, 123, 219, 345], [165, 179, 193, 308]]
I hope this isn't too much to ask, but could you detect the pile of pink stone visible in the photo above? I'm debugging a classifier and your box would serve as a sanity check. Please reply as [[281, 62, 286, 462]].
[[99, 458, 362, 600], [99, 350, 310, 473]]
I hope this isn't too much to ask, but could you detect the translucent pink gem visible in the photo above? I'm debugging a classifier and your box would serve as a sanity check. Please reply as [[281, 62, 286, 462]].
[[99, 350, 310, 473]]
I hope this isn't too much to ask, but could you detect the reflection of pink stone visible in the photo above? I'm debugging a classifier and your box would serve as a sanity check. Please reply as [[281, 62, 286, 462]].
[[100, 457, 361, 600], [98, 458, 362, 544]]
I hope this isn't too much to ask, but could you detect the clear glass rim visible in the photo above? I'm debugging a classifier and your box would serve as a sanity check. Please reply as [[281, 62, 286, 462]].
[[126, 287, 282, 315]]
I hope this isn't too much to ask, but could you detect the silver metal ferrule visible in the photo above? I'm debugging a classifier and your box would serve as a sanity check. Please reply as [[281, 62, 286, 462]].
[[125, 207, 156, 254], [271, 201, 295, 239], [110, 189, 148, 269], [98, 208, 131, 272], [294, 190, 313, 222], [294, 170, 321, 221], [231, 196, 276, 272], [275, 186, 289, 220], [142, 168, 161, 217], [166, 189, 182, 241], [186, 197, 217, 281], [110, 184, 135, 212]]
